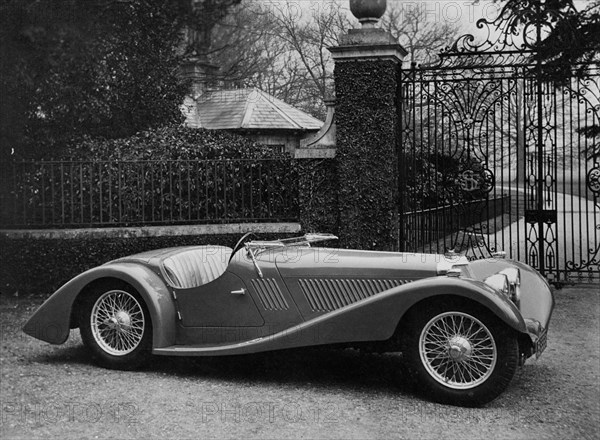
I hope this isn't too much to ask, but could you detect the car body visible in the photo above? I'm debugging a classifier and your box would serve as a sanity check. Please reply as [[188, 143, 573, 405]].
[[23, 233, 553, 406]]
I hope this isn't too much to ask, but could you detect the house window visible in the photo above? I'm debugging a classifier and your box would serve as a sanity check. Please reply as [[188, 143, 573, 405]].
[[270, 144, 286, 155]]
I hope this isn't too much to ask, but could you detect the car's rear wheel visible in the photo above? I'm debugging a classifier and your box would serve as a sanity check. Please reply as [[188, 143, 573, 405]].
[[401, 300, 519, 406], [79, 282, 152, 370]]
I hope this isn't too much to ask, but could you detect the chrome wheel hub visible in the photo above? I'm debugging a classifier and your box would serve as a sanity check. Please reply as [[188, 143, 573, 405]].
[[106, 317, 119, 330], [116, 311, 131, 327], [105, 311, 131, 330], [448, 336, 472, 362], [419, 311, 497, 390]]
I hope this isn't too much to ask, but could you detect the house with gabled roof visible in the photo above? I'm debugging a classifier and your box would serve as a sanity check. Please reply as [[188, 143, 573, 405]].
[[181, 87, 324, 155]]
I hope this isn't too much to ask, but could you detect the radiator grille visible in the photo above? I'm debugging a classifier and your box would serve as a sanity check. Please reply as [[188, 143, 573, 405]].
[[299, 278, 407, 312], [251, 279, 289, 311], [536, 327, 548, 359]]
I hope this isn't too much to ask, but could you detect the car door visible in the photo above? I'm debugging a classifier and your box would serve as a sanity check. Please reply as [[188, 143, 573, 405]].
[[175, 271, 264, 327]]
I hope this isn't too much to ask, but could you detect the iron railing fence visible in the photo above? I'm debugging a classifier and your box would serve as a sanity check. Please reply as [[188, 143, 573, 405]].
[[401, 195, 511, 255], [0, 159, 299, 228]]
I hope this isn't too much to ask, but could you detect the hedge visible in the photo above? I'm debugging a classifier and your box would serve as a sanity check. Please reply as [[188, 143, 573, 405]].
[[334, 60, 401, 251], [0, 232, 299, 296], [1, 126, 299, 227]]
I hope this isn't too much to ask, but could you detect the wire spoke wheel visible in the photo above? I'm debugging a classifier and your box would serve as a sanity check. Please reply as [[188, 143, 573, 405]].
[[401, 300, 519, 406], [90, 289, 146, 356], [419, 311, 497, 390]]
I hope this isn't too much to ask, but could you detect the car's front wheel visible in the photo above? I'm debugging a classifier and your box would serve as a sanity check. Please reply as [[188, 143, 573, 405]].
[[79, 282, 152, 370], [402, 300, 519, 406]]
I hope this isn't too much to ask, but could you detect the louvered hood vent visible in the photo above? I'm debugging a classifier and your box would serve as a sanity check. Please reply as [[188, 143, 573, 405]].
[[299, 278, 407, 312], [251, 279, 289, 311]]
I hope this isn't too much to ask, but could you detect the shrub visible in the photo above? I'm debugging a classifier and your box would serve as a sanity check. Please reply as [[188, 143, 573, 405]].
[[60, 125, 276, 161], [0, 232, 297, 296]]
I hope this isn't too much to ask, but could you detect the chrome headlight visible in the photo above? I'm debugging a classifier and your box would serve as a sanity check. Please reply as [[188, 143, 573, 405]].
[[499, 267, 521, 306], [484, 268, 520, 305], [484, 273, 510, 296]]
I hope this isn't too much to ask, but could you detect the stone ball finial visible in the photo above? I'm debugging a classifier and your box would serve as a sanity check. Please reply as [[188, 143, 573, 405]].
[[349, 0, 387, 28]]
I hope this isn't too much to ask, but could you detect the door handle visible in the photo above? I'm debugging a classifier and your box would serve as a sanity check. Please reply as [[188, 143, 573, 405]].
[[230, 288, 245, 295]]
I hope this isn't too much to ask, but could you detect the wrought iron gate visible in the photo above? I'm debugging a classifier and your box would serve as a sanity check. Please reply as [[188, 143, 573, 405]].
[[399, 3, 599, 284]]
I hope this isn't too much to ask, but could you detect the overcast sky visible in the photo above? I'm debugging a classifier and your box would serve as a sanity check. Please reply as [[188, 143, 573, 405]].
[[260, 0, 590, 40], [260, 0, 504, 33]]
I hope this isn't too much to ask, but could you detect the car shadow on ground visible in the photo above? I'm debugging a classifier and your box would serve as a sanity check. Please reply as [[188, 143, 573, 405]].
[[31, 344, 90, 365], [165, 349, 415, 393], [33, 342, 418, 398]]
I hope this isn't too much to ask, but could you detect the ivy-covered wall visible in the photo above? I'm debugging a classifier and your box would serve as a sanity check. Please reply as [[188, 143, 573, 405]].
[[0, 231, 296, 296], [297, 159, 339, 234], [334, 60, 401, 250]]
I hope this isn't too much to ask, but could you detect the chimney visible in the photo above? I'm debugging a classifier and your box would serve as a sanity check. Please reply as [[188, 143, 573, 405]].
[[180, 57, 219, 99]]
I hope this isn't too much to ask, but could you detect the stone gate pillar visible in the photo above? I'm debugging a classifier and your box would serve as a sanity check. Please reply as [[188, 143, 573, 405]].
[[329, 0, 406, 250]]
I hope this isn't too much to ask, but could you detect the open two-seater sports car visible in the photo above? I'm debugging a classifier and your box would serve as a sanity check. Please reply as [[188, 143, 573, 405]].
[[24, 233, 553, 406]]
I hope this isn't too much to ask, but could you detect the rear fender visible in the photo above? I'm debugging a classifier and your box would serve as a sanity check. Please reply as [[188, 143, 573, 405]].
[[22, 263, 176, 347]]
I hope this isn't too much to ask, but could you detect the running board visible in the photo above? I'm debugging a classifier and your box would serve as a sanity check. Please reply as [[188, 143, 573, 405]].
[[152, 340, 269, 357]]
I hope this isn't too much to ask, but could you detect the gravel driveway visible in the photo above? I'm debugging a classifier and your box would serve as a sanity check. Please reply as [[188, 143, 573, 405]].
[[1, 285, 598, 440]]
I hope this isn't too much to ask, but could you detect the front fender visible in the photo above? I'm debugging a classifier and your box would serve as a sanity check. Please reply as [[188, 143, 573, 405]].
[[22, 263, 177, 348], [469, 259, 554, 328], [303, 276, 528, 344]]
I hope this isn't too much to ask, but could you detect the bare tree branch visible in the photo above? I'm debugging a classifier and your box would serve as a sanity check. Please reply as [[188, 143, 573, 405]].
[[380, 3, 460, 65]]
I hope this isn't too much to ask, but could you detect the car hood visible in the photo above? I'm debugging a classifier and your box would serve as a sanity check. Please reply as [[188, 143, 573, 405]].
[[271, 247, 466, 279], [105, 245, 468, 281]]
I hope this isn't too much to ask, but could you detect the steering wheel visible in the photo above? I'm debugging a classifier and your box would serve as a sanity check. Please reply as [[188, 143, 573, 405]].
[[229, 232, 257, 263]]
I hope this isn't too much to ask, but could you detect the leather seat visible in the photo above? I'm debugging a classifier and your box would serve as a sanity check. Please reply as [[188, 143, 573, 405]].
[[162, 246, 232, 289]]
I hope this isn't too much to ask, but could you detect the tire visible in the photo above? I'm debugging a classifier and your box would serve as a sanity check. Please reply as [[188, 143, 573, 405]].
[[401, 299, 519, 407], [79, 282, 152, 370]]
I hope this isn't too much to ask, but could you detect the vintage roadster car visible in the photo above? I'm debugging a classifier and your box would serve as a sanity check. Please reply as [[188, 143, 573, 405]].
[[24, 233, 553, 406]]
